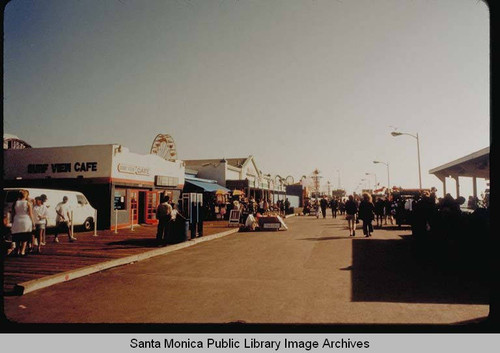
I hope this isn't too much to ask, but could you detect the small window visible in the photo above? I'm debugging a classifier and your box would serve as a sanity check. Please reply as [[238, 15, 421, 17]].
[[76, 194, 88, 205]]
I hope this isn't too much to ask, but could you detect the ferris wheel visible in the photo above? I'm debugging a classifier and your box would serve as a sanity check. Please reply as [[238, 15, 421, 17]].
[[150, 134, 178, 161]]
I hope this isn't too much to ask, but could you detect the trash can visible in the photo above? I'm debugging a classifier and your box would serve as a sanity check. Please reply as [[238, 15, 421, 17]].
[[170, 213, 189, 243]]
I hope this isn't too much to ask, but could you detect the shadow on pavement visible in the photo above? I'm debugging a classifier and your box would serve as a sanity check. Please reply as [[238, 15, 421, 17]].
[[350, 238, 489, 305], [299, 236, 352, 241], [106, 238, 159, 248], [378, 225, 411, 231]]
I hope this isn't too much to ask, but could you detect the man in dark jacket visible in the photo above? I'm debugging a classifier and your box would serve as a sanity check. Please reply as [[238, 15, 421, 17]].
[[358, 193, 375, 237], [330, 197, 339, 218], [156, 195, 172, 245], [345, 195, 358, 236], [284, 198, 291, 215], [374, 197, 385, 228], [320, 196, 329, 219]]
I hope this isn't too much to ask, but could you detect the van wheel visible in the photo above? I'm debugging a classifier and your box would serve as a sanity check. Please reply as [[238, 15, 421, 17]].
[[83, 217, 94, 231]]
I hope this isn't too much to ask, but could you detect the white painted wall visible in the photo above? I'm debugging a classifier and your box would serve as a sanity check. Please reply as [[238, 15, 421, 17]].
[[196, 163, 227, 186], [226, 169, 240, 181], [111, 146, 185, 186], [4, 144, 185, 187], [4, 145, 114, 179]]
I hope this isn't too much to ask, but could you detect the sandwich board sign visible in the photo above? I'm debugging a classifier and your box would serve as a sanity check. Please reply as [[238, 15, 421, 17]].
[[228, 210, 241, 227]]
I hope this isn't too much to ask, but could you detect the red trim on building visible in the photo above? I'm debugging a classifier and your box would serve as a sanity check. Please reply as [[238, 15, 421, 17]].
[[112, 223, 139, 230]]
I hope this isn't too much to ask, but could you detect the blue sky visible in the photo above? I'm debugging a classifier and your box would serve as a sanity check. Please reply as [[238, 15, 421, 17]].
[[4, 0, 489, 196]]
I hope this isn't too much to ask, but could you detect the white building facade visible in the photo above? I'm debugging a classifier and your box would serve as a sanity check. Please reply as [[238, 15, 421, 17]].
[[184, 156, 286, 202], [4, 144, 185, 229]]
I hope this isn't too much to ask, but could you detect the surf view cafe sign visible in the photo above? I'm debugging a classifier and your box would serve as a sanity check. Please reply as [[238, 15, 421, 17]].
[[27, 162, 98, 174]]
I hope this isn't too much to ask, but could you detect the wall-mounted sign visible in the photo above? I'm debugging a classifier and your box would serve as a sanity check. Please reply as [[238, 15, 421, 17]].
[[155, 175, 179, 187], [117, 163, 150, 176], [114, 196, 125, 210], [27, 162, 98, 174]]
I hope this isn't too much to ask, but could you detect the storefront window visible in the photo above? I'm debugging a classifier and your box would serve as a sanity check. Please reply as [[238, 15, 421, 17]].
[[114, 189, 127, 210]]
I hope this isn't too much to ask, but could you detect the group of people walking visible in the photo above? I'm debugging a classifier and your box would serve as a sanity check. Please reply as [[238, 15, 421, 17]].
[[344, 193, 377, 237], [233, 197, 290, 216], [5, 189, 76, 257], [307, 193, 397, 238], [304, 196, 348, 218]]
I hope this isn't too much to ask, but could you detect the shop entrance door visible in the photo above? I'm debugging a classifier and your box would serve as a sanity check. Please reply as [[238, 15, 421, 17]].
[[145, 191, 160, 224], [130, 190, 139, 225]]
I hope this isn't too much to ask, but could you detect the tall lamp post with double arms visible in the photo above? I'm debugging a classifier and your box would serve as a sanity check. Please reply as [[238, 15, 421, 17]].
[[391, 131, 422, 189]]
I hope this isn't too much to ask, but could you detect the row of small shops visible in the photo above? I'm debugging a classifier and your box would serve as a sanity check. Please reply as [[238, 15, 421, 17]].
[[3, 141, 304, 230], [5, 135, 487, 230]]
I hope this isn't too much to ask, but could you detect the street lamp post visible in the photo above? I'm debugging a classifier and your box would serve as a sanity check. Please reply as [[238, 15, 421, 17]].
[[356, 181, 364, 194], [361, 178, 368, 190], [365, 172, 377, 190], [373, 161, 390, 190], [287, 176, 294, 210], [391, 131, 422, 189], [275, 175, 283, 203]]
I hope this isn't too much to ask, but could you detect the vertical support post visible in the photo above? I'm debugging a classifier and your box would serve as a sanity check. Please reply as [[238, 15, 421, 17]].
[[473, 176, 478, 198], [454, 176, 460, 198], [93, 209, 98, 236], [130, 208, 135, 231], [114, 209, 118, 234], [416, 133, 422, 190], [70, 210, 74, 237], [442, 178, 447, 197]]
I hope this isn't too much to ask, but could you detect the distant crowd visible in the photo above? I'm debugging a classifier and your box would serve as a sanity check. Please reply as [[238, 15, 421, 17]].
[[301, 188, 489, 241], [303, 194, 396, 237]]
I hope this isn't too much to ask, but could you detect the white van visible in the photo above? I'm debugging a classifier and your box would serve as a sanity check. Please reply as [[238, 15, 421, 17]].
[[3, 188, 96, 231]]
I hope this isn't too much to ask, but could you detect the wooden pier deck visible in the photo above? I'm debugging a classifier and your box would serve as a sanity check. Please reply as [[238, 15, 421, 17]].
[[2, 221, 232, 294]]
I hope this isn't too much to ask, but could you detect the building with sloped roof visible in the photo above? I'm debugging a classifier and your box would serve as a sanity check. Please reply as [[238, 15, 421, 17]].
[[429, 147, 489, 198], [184, 155, 286, 202]]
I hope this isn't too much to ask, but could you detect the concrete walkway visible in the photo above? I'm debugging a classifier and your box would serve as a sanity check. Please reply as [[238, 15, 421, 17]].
[[3, 215, 489, 324]]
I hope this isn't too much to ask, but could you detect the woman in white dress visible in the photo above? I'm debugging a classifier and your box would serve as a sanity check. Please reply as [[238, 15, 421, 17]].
[[33, 196, 49, 253], [11, 189, 36, 256]]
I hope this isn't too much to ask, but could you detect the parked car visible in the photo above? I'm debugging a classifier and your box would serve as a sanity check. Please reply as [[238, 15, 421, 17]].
[[391, 189, 428, 228], [3, 188, 96, 231]]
